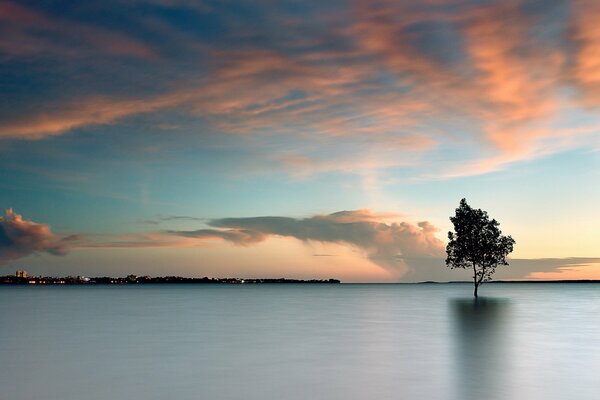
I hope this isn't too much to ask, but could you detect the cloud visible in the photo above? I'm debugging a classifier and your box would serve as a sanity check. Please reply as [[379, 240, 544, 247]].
[[168, 210, 445, 276], [0, 209, 73, 265], [569, 0, 600, 105], [0, 94, 190, 139], [0, 1, 155, 59], [74, 233, 201, 249], [2, 0, 600, 181], [508, 257, 600, 279], [382, 256, 600, 282], [140, 215, 205, 225], [166, 228, 267, 246]]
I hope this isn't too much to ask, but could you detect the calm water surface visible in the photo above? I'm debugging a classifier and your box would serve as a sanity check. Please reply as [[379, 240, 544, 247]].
[[1, 283, 599, 400]]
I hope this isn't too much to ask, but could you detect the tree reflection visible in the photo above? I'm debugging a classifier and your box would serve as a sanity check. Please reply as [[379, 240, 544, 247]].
[[450, 298, 512, 400]]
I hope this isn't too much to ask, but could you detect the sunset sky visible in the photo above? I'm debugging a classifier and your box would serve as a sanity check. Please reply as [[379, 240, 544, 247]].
[[0, 0, 599, 282]]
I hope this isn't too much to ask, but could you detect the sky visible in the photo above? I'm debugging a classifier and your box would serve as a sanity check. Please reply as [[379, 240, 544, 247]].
[[0, 0, 599, 282]]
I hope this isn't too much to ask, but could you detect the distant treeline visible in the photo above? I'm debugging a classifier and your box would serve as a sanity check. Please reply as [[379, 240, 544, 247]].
[[0, 275, 341, 285]]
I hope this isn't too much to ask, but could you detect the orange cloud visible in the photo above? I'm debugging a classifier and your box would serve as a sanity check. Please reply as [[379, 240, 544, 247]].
[[570, 0, 600, 104], [349, 0, 457, 86], [0, 93, 191, 139], [459, 2, 564, 155]]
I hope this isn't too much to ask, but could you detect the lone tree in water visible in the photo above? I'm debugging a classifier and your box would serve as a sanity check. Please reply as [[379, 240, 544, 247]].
[[446, 199, 515, 298]]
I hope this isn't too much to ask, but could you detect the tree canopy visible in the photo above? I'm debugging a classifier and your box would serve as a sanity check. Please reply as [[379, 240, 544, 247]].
[[446, 199, 515, 297]]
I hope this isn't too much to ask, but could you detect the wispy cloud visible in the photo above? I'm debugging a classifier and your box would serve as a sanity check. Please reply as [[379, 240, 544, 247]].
[[0, 0, 155, 59], [139, 215, 205, 225], [1, 0, 600, 179], [568, 0, 600, 104], [0, 94, 189, 139], [73, 233, 200, 249]]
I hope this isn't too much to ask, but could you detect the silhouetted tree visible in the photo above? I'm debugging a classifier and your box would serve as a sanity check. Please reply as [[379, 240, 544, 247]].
[[446, 199, 515, 298]]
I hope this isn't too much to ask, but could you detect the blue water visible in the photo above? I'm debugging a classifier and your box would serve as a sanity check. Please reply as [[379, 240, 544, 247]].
[[1, 283, 599, 400]]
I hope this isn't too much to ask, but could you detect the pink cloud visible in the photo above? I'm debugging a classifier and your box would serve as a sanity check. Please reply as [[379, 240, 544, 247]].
[[1, 0, 599, 181], [0, 94, 190, 139], [570, 0, 600, 104], [0, 208, 73, 265]]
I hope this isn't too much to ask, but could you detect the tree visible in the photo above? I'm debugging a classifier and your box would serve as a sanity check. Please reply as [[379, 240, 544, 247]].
[[446, 199, 515, 298]]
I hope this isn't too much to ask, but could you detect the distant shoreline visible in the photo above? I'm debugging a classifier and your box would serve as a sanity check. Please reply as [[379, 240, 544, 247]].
[[0, 275, 341, 285]]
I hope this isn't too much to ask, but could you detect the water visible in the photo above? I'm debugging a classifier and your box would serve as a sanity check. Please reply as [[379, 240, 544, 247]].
[[1, 283, 599, 400]]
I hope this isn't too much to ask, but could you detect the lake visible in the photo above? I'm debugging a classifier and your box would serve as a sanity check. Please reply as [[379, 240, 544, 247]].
[[1, 283, 599, 400]]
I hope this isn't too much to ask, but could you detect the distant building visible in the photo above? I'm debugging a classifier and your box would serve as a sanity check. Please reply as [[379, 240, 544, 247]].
[[15, 270, 28, 278]]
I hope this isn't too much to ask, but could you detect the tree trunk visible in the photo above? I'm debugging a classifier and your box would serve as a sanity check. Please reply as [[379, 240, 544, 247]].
[[473, 263, 478, 298]]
